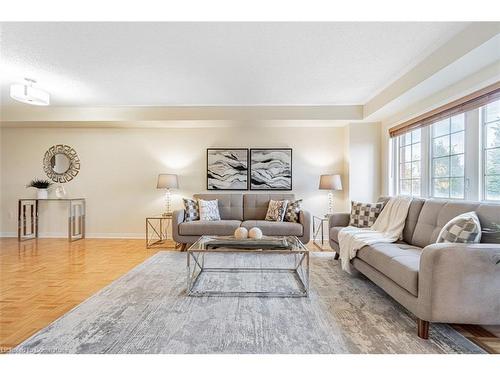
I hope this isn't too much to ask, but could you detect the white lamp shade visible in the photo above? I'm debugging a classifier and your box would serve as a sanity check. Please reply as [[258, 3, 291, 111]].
[[10, 83, 50, 106], [157, 174, 179, 189], [319, 174, 342, 190]]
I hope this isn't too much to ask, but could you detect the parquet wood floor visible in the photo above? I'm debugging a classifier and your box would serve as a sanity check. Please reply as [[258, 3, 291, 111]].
[[0, 238, 498, 353], [0, 238, 166, 352]]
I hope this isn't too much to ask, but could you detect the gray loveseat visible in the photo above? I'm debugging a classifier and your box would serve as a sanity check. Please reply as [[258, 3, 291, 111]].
[[173, 193, 311, 249], [329, 197, 500, 339]]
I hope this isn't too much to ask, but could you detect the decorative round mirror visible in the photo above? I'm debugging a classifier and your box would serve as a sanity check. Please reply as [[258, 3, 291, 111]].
[[43, 145, 80, 183]]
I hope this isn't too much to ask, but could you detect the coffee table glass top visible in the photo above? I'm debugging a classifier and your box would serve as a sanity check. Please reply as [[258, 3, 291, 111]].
[[188, 235, 308, 253]]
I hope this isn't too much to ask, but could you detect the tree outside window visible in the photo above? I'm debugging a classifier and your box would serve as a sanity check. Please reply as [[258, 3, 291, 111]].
[[483, 100, 500, 201]]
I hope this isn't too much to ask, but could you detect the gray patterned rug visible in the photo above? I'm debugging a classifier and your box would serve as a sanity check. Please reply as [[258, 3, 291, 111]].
[[12, 252, 484, 354]]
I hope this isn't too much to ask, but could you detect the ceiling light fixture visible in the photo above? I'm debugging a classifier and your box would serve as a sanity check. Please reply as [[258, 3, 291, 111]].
[[10, 78, 50, 106]]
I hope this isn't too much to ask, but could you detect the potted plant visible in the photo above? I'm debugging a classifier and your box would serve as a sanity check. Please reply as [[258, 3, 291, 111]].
[[26, 179, 53, 199]]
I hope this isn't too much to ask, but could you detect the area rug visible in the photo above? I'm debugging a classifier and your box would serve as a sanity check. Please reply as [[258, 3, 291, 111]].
[[12, 252, 484, 354]]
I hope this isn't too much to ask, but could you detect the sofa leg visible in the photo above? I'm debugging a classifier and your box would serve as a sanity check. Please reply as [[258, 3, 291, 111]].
[[417, 318, 429, 339], [333, 252, 340, 260], [180, 243, 187, 252]]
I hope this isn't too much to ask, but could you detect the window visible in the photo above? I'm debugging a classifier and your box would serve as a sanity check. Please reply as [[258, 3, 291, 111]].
[[483, 100, 500, 201], [398, 129, 421, 196], [431, 114, 465, 199], [393, 98, 500, 201]]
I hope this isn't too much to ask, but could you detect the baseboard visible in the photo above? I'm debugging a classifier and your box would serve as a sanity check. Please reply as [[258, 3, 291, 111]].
[[0, 232, 144, 239]]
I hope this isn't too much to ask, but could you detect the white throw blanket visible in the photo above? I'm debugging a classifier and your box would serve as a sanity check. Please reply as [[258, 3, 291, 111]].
[[338, 196, 413, 273]]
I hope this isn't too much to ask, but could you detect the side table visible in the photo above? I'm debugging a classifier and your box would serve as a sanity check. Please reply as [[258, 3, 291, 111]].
[[146, 214, 178, 249], [312, 215, 330, 251]]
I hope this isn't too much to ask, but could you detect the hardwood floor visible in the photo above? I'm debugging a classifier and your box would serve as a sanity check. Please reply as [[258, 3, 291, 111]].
[[0, 238, 165, 352], [1, 237, 498, 353]]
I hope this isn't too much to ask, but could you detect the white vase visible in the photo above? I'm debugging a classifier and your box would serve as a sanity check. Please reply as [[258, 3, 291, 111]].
[[55, 185, 66, 199], [37, 188, 48, 199]]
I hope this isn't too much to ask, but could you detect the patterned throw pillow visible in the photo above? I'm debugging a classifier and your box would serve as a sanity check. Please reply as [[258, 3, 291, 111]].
[[349, 201, 385, 228], [265, 199, 289, 222], [437, 212, 482, 243], [284, 199, 302, 223], [183, 198, 199, 222], [198, 199, 221, 221]]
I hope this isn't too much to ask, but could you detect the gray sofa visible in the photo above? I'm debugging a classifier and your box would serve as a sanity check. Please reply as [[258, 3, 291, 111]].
[[329, 197, 500, 339], [173, 193, 311, 249]]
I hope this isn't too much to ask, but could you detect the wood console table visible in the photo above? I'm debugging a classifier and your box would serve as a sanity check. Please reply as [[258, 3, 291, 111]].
[[18, 198, 86, 242]]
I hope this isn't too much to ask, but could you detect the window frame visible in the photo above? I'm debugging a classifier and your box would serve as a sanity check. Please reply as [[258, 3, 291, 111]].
[[429, 114, 466, 200], [393, 99, 500, 202], [481, 103, 500, 202], [396, 129, 422, 197]]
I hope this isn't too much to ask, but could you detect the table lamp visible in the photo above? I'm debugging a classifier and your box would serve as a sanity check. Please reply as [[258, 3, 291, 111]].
[[157, 174, 178, 216], [319, 174, 342, 215]]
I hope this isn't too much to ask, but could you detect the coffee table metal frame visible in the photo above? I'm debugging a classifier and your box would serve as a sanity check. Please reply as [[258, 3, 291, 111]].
[[186, 236, 309, 298]]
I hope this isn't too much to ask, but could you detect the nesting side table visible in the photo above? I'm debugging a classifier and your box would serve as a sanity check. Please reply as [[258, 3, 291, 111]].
[[146, 214, 177, 249]]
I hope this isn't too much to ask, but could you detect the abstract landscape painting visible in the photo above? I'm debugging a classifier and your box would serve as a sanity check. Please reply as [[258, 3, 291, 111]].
[[250, 148, 292, 190], [207, 148, 248, 190]]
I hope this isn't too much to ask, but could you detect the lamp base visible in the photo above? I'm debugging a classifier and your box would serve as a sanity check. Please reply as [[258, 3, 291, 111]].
[[327, 191, 334, 215], [164, 189, 172, 216]]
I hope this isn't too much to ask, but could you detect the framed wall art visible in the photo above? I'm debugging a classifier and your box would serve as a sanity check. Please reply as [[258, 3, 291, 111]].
[[250, 148, 292, 190], [206, 148, 249, 190]]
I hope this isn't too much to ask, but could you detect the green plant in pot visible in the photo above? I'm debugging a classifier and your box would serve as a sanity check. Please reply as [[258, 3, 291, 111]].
[[26, 179, 53, 199]]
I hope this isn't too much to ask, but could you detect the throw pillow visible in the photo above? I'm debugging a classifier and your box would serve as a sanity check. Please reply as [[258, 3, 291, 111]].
[[183, 198, 199, 222], [436, 211, 482, 243], [284, 199, 303, 223], [198, 199, 221, 221], [265, 199, 289, 222], [349, 200, 385, 228]]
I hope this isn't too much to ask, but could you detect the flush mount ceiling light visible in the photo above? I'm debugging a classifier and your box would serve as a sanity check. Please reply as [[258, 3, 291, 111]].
[[10, 78, 50, 106]]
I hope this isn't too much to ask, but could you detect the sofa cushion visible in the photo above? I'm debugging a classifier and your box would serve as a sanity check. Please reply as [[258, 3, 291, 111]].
[[357, 242, 422, 296], [179, 220, 241, 236], [349, 201, 385, 228], [284, 199, 302, 223], [376, 196, 425, 244], [194, 194, 243, 220], [198, 199, 221, 221], [243, 193, 295, 220], [241, 220, 303, 236], [183, 198, 200, 222], [475, 204, 500, 243], [410, 200, 480, 248], [265, 199, 289, 221], [402, 198, 425, 244], [437, 211, 482, 243]]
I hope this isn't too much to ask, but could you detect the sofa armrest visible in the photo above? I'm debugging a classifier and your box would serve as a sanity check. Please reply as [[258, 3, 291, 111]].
[[299, 210, 311, 243], [328, 213, 350, 229], [417, 243, 500, 324], [171, 209, 186, 242]]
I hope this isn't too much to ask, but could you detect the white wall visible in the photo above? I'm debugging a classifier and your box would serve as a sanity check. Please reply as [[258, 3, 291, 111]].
[[346, 123, 381, 202], [0, 123, 352, 238]]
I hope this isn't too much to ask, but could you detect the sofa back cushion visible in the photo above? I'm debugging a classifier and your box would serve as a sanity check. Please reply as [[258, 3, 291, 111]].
[[193, 194, 243, 221], [243, 193, 295, 220], [378, 196, 425, 244], [410, 199, 500, 247], [402, 198, 426, 244]]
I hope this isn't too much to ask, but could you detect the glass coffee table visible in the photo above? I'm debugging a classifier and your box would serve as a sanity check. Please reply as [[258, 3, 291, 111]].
[[186, 235, 309, 297]]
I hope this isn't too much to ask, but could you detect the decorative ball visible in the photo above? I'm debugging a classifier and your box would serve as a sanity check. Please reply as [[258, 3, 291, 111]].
[[234, 227, 248, 240], [248, 227, 263, 239]]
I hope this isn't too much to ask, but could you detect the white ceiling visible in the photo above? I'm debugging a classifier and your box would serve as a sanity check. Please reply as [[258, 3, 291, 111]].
[[0, 22, 469, 107]]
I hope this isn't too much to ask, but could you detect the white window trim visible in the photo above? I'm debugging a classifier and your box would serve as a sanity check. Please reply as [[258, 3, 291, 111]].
[[481, 105, 500, 202], [392, 103, 499, 202]]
